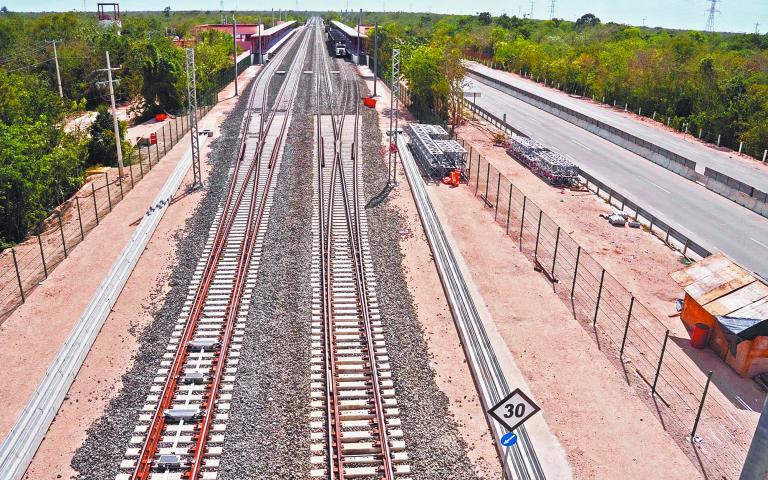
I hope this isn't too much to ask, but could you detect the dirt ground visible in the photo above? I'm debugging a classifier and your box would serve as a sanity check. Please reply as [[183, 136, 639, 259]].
[[0, 67, 259, 479], [362, 67, 503, 479], [456, 119, 766, 412]]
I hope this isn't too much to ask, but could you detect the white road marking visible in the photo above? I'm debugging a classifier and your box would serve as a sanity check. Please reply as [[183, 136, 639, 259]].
[[570, 138, 593, 152], [648, 181, 671, 194], [752, 237, 768, 250]]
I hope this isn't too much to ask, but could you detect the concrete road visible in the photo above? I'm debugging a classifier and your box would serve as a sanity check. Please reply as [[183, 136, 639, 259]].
[[464, 77, 768, 278], [466, 62, 768, 193]]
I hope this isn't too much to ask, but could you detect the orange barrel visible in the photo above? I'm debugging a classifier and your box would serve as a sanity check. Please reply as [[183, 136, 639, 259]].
[[450, 170, 461, 186], [363, 97, 377, 108], [690, 323, 711, 349]]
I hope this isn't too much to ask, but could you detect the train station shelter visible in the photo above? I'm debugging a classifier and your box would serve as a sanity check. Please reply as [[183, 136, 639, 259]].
[[671, 252, 768, 377], [195, 21, 297, 62], [329, 20, 368, 59]]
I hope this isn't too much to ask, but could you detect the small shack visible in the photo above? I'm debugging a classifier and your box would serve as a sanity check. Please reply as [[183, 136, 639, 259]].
[[671, 252, 768, 378]]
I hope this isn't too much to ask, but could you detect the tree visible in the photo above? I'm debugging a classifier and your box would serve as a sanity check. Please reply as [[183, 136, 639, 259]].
[[163, 6, 171, 18], [86, 105, 132, 168], [575, 13, 601, 29], [478, 12, 492, 25], [0, 6, 8, 15]]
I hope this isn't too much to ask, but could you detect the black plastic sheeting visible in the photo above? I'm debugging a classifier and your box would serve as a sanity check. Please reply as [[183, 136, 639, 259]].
[[717, 316, 768, 356]]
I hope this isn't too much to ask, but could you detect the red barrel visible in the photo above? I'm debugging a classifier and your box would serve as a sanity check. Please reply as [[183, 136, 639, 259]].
[[150, 132, 157, 145], [690, 323, 711, 349]]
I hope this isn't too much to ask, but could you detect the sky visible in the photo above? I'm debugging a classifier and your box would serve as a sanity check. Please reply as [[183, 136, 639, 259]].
[[4, 0, 767, 33]]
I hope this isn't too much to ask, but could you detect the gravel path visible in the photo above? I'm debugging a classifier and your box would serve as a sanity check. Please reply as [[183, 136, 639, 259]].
[[354, 71, 484, 479], [70, 75, 259, 480], [217, 31, 314, 480]]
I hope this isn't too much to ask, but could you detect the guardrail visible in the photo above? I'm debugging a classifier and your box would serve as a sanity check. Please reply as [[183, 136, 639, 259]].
[[704, 167, 768, 218], [462, 101, 712, 260], [466, 68, 701, 180]]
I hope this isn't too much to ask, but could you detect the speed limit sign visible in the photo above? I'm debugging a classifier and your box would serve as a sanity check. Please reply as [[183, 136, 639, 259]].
[[488, 388, 541, 432]]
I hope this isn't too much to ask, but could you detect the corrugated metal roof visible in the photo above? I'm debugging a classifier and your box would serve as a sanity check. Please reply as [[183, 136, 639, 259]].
[[671, 252, 768, 320]]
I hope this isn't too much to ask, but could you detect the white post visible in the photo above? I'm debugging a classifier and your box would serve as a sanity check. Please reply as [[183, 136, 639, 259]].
[[739, 141, 744, 153], [105, 51, 124, 179], [763, 150, 767, 162], [52, 40, 63, 97], [717, 134, 721, 146], [653, 111, 656, 120], [638, 107, 642, 116]]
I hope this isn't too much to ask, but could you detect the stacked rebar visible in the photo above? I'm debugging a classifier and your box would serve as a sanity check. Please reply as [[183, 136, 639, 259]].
[[506, 135, 579, 186], [406, 124, 466, 176]]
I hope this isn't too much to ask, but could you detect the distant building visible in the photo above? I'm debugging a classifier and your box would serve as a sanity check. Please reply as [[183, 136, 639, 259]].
[[194, 21, 297, 62]]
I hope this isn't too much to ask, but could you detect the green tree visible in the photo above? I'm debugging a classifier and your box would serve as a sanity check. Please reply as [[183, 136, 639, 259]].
[[86, 105, 132, 168]]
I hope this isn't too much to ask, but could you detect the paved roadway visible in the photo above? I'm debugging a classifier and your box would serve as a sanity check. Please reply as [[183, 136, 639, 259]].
[[463, 76, 768, 278], [466, 61, 768, 193]]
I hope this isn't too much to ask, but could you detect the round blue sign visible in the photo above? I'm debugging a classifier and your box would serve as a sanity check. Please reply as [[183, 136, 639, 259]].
[[501, 432, 518, 447]]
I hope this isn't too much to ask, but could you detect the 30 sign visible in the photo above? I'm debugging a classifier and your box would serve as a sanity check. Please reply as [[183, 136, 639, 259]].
[[488, 388, 541, 433]]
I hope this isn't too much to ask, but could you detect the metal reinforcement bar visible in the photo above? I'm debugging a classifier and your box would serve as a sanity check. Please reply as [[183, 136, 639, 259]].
[[398, 134, 545, 480], [0, 135, 210, 480]]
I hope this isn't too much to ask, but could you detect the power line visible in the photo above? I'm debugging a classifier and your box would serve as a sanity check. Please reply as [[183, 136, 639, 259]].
[[0, 42, 53, 67], [705, 0, 720, 32]]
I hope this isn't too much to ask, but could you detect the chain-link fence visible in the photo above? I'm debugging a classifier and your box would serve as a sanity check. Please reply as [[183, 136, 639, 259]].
[[460, 146, 752, 479], [0, 92, 218, 323]]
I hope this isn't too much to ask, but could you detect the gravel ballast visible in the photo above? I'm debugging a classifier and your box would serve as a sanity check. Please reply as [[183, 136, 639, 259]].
[[70, 75, 260, 480]]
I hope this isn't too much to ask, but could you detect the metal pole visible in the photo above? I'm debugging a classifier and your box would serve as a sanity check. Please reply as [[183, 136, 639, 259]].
[[505, 183, 512, 234], [619, 296, 634, 358], [691, 371, 713, 440], [259, 19, 262, 64], [533, 210, 543, 260], [105, 51, 124, 179], [58, 212, 67, 258], [373, 22, 378, 96], [494, 172, 501, 220], [484, 163, 490, 200], [571, 246, 581, 298], [147, 144, 152, 170], [551, 226, 560, 277], [38, 234, 48, 278], [233, 15, 238, 96], [162, 125, 167, 156], [12, 248, 24, 304], [52, 40, 63, 97], [104, 172, 112, 211], [357, 9, 362, 64], [75, 196, 84, 240], [92, 183, 99, 225], [519, 196, 527, 249], [651, 330, 670, 395], [593, 269, 605, 327], [740, 395, 768, 479]]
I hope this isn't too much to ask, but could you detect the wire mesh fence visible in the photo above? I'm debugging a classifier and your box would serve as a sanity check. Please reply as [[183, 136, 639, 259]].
[[0, 94, 218, 323], [461, 146, 753, 479]]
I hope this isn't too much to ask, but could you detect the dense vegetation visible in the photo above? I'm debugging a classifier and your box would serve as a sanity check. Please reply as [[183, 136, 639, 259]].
[[0, 9, 296, 246], [361, 12, 768, 156]]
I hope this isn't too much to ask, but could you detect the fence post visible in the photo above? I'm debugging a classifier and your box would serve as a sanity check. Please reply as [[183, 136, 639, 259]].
[[475, 155, 481, 194], [162, 125, 167, 156], [651, 330, 670, 396], [763, 150, 767, 162], [147, 145, 152, 170], [593, 269, 606, 327], [105, 172, 112, 211], [739, 141, 743, 154], [92, 183, 99, 225], [664, 225, 671, 245], [58, 212, 67, 258], [494, 172, 501, 220], [505, 183, 513, 234], [175, 116, 180, 141], [118, 170, 124, 199], [75, 196, 84, 240], [620, 296, 634, 358], [533, 210, 543, 261], [551, 226, 560, 278], [519, 196, 527, 250], [717, 134, 721, 147], [691, 371, 713, 440], [38, 234, 48, 278], [12, 248, 24, 303], [467, 150, 472, 182], [571, 246, 581, 298], [139, 155, 144, 179], [155, 134, 160, 160]]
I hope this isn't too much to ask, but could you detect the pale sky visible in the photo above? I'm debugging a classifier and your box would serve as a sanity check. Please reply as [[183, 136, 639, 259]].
[[3, 0, 766, 34]]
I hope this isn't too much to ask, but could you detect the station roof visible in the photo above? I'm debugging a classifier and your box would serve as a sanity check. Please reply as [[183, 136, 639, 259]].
[[330, 20, 365, 38], [671, 252, 768, 320], [196, 23, 262, 35], [262, 20, 296, 36]]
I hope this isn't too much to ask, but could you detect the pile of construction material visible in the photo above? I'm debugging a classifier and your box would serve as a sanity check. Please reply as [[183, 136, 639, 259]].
[[406, 124, 467, 176], [506, 136, 579, 186]]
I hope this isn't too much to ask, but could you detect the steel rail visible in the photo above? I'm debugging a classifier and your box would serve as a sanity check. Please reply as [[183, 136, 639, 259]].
[[397, 134, 545, 480], [131, 27, 309, 479]]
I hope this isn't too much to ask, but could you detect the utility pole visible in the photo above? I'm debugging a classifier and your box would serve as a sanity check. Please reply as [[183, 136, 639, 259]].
[[185, 48, 202, 187], [272, 8, 274, 26], [741, 397, 768, 480], [705, 0, 720, 32], [97, 51, 124, 179], [357, 9, 362, 65], [373, 22, 378, 96], [51, 40, 63, 97], [258, 17, 263, 64], [548, 0, 555, 19], [755, 22, 760, 34], [232, 15, 238, 96], [388, 48, 400, 186]]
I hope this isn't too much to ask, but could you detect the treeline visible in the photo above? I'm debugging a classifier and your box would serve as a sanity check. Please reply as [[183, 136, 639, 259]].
[[0, 9, 260, 245], [364, 12, 768, 156]]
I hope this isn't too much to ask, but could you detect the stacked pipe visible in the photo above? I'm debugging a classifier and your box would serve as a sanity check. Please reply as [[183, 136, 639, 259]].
[[506, 135, 579, 186]]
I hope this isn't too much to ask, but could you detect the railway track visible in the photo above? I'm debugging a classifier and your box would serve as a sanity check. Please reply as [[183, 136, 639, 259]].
[[116, 25, 310, 480], [310, 19, 410, 479]]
